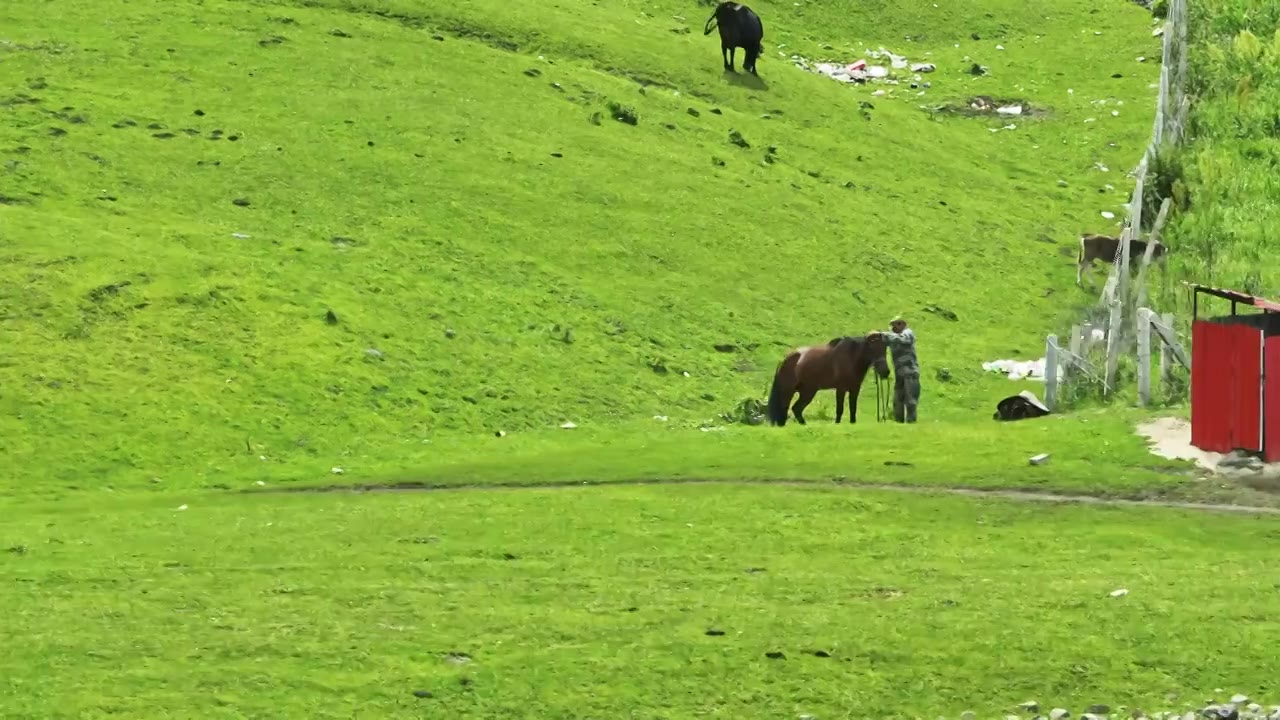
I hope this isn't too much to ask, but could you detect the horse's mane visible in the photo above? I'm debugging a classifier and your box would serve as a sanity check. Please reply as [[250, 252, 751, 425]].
[[827, 336, 867, 354], [828, 335, 886, 365]]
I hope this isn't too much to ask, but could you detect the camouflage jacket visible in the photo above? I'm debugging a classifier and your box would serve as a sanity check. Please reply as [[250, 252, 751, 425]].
[[882, 328, 919, 377]]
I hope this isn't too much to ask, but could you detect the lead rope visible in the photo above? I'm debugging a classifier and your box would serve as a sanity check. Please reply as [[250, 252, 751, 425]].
[[875, 374, 888, 422], [883, 375, 892, 421]]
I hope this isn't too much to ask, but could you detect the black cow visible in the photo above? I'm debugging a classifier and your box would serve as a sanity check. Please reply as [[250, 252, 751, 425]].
[[703, 2, 764, 75]]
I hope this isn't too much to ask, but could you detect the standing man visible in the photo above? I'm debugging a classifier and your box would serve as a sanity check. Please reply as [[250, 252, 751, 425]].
[[878, 315, 920, 423]]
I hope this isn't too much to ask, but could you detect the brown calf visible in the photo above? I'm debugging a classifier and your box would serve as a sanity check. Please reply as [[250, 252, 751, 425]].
[[1076, 233, 1167, 287]]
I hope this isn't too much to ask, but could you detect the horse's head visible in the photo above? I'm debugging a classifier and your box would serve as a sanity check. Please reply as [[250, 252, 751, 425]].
[[704, 3, 724, 34], [862, 332, 891, 379]]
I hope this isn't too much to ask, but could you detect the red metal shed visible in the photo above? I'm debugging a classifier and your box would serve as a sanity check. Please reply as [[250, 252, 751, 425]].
[[1188, 283, 1280, 462]]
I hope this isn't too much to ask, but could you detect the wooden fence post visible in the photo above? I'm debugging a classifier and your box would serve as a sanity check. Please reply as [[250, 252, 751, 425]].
[[1135, 197, 1173, 311], [1105, 300, 1123, 393], [1160, 312, 1174, 384], [1137, 308, 1152, 407], [1045, 334, 1059, 411], [1066, 324, 1082, 377]]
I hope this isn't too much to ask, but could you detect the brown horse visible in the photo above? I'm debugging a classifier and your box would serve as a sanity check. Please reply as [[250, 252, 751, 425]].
[[766, 334, 890, 426]]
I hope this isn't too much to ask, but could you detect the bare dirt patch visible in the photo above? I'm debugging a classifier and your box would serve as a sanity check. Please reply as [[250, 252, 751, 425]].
[[243, 476, 1280, 515], [1137, 416, 1280, 497], [930, 96, 1051, 119], [1136, 416, 1218, 471]]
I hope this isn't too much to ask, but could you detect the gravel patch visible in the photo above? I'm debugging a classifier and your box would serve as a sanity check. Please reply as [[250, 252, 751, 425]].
[[937, 695, 1279, 720]]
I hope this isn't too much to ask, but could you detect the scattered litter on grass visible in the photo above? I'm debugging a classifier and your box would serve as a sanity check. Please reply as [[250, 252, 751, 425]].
[[792, 46, 936, 88], [1109, 588, 1129, 597], [1029, 453, 1051, 466], [653, 415, 669, 422], [560, 421, 578, 429], [1101, 211, 1115, 219], [331, 466, 344, 474], [982, 358, 1061, 382], [231, 232, 251, 239], [176, 504, 188, 511]]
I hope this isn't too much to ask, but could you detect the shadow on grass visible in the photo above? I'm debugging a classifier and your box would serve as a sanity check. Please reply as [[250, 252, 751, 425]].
[[723, 70, 768, 91]]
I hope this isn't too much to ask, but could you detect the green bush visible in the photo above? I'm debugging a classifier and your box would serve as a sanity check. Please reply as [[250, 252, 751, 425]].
[[1156, 0, 1280, 302], [1144, 143, 1189, 221]]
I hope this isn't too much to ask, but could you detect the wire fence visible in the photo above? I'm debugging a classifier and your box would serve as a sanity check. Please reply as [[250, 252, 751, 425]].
[[1061, 0, 1192, 404]]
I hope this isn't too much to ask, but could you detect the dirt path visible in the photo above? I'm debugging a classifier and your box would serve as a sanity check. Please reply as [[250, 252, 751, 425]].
[[247, 477, 1280, 515]]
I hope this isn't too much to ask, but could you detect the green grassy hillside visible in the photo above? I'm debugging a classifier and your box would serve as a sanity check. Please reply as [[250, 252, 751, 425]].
[[1, 0, 1167, 489]]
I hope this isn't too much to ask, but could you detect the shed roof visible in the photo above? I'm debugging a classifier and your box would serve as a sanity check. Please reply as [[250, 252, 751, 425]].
[[1185, 282, 1280, 314]]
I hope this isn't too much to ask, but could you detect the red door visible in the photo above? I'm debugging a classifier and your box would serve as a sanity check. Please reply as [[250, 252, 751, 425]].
[[1192, 321, 1228, 452], [1228, 322, 1263, 452], [1265, 337, 1280, 462], [1192, 320, 1263, 454]]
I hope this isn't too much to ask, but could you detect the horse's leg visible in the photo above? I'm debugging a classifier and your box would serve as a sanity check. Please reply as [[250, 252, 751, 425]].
[[791, 387, 817, 425], [834, 389, 846, 424], [728, 47, 737, 72], [722, 45, 730, 69], [847, 384, 861, 424]]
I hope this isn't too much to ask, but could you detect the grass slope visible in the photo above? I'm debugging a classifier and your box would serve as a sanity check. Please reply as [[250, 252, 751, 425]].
[[4, 484, 1280, 718], [1, 0, 1167, 490]]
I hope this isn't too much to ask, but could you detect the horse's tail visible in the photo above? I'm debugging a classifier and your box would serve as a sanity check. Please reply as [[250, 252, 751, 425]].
[[766, 352, 800, 426], [703, 7, 719, 35]]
